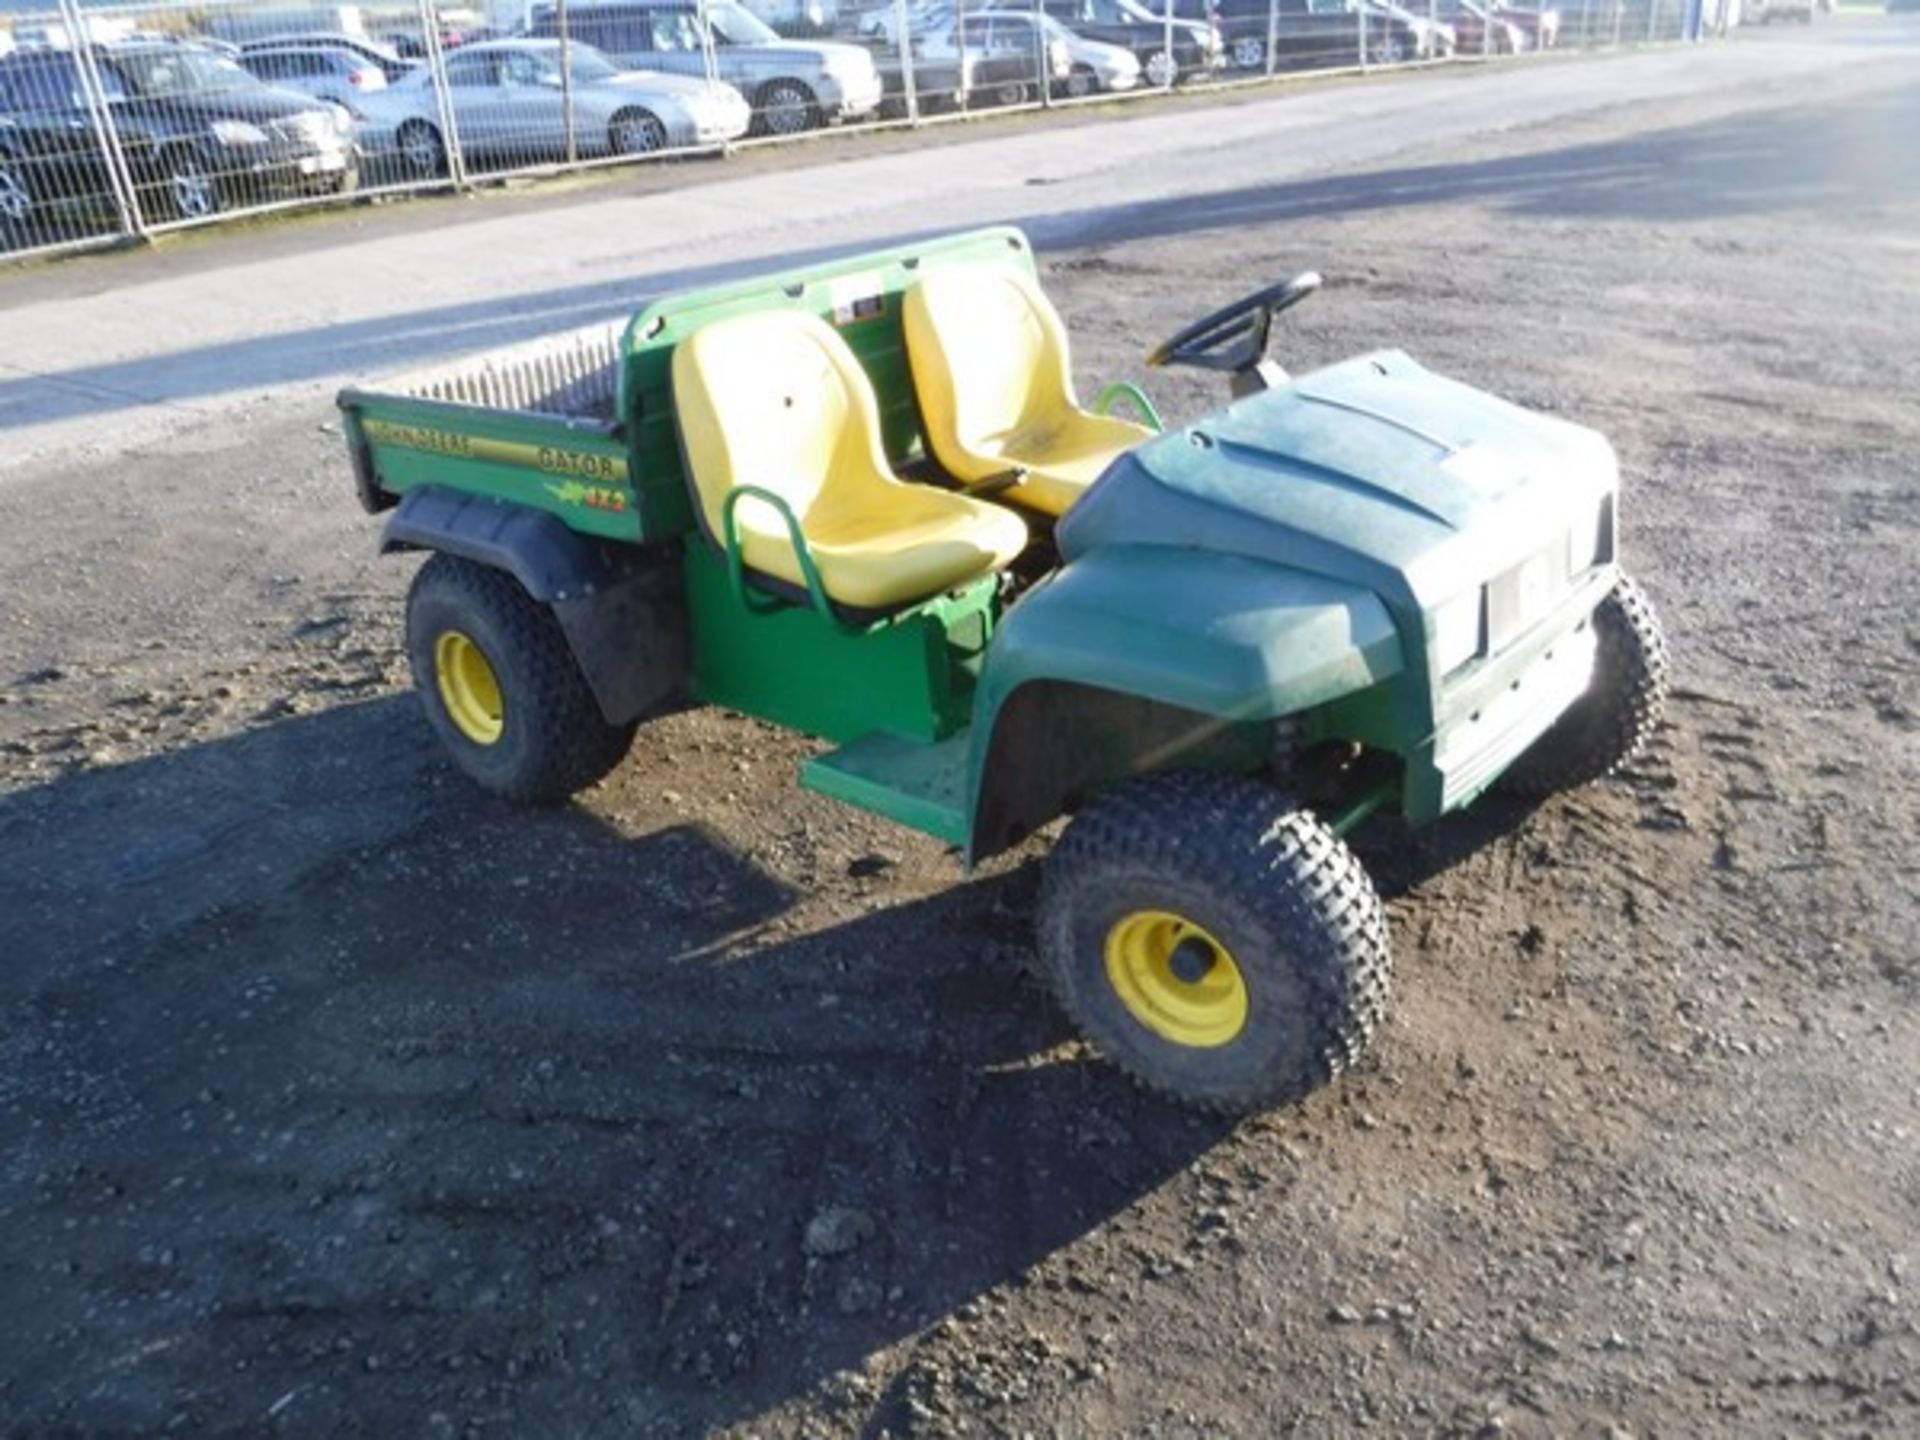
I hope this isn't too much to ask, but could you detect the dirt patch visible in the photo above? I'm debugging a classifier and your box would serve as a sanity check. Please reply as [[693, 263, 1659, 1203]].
[[2, 71, 1916, 1438]]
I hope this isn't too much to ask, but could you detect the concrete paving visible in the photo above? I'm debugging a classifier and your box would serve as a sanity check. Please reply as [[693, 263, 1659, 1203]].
[[0, 24, 1911, 476]]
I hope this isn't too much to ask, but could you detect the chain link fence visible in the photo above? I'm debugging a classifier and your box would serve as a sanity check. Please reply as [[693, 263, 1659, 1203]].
[[1, 0, 1720, 263]]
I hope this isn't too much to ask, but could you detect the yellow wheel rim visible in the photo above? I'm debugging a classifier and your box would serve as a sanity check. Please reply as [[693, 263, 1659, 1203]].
[[1104, 909, 1249, 1048], [433, 629, 504, 746]]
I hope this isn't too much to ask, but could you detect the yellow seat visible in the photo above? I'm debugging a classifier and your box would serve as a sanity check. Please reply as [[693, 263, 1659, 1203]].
[[903, 265, 1156, 517], [672, 309, 1028, 613]]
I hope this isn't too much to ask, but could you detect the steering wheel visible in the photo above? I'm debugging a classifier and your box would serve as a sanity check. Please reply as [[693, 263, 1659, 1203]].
[[1145, 272, 1322, 373]]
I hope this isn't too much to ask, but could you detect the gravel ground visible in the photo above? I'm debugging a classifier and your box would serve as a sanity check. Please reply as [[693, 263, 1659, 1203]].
[[2, 52, 1917, 1440]]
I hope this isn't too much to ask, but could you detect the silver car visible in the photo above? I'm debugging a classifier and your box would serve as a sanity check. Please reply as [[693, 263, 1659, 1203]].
[[354, 40, 751, 178], [527, 1, 884, 136], [238, 45, 389, 121], [969, 10, 1141, 96]]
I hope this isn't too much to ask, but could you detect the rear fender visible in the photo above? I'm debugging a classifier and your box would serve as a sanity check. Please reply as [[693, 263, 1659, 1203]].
[[964, 545, 1403, 862], [382, 486, 688, 724]]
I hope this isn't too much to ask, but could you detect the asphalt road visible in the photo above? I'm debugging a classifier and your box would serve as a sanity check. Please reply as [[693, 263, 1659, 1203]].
[[2, 18, 1918, 1440], [1, 21, 1913, 477]]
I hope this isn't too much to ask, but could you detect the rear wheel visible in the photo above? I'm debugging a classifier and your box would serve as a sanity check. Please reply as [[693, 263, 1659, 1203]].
[[1036, 771, 1392, 1113], [1143, 48, 1176, 87], [1230, 35, 1266, 69], [609, 108, 669, 156], [1063, 63, 1099, 98], [1500, 573, 1669, 796], [405, 554, 635, 803], [397, 119, 447, 178]]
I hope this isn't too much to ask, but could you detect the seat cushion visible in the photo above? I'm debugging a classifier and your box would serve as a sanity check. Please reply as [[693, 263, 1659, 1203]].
[[735, 481, 1027, 611], [903, 266, 1154, 517], [674, 308, 1027, 611]]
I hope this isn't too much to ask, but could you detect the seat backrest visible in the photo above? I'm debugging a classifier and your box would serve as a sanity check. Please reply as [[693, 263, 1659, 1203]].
[[671, 308, 892, 542], [903, 265, 1079, 470]]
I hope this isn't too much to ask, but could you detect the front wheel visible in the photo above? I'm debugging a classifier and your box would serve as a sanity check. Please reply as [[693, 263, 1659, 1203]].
[[1500, 573, 1670, 796], [1061, 64, 1098, 98], [755, 79, 819, 137], [405, 554, 636, 804], [609, 108, 669, 156], [1143, 48, 1176, 87], [1230, 35, 1266, 69], [1036, 771, 1392, 1113], [164, 146, 222, 220]]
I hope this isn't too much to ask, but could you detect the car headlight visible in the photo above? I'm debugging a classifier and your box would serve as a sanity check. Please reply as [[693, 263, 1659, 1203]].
[[1431, 587, 1487, 676], [210, 119, 269, 147]]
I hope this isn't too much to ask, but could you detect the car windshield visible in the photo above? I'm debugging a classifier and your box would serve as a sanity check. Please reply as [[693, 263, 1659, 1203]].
[[552, 44, 621, 81], [108, 47, 257, 97], [708, 3, 779, 44]]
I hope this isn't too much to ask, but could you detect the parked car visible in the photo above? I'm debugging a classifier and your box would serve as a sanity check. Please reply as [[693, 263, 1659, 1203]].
[[1010, 0, 1223, 86], [1423, 0, 1523, 52], [865, 8, 1052, 110], [1360, 1, 1455, 60], [1184, 0, 1350, 72], [239, 44, 389, 121], [998, 10, 1143, 96], [0, 40, 355, 236], [1489, 1, 1559, 47], [238, 32, 420, 83], [1746, 0, 1814, 19], [525, 0, 883, 136], [355, 39, 750, 177]]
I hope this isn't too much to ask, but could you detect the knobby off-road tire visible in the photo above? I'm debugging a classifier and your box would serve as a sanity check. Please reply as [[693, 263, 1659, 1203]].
[[1500, 572, 1670, 797], [405, 554, 635, 804], [1036, 771, 1392, 1113]]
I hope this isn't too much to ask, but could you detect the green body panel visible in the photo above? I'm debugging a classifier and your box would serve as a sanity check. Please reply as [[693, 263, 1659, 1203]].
[[618, 227, 1040, 536], [683, 544, 995, 746], [801, 730, 971, 845], [343, 394, 645, 543]]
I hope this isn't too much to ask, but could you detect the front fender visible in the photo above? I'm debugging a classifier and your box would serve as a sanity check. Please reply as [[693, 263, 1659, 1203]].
[[963, 545, 1403, 861]]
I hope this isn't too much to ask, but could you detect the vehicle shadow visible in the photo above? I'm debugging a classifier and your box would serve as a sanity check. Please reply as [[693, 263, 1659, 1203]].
[[0, 698, 1234, 1435]]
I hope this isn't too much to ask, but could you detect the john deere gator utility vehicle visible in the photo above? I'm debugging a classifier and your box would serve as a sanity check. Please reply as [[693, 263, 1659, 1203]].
[[338, 227, 1667, 1112]]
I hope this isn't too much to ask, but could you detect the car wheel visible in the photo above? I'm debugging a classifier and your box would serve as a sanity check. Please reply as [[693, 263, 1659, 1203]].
[[609, 108, 669, 156], [397, 119, 447, 178], [1230, 35, 1265, 69], [1064, 64, 1098, 98], [991, 79, 1031, 107], [164, 146, 222, 221], [0, 155, 36, 245], [1036, 771, 1392, 1113], [1367, 29, 1409, 65], [755, 79, 819, 137], [1143, 48, 1176, 87]]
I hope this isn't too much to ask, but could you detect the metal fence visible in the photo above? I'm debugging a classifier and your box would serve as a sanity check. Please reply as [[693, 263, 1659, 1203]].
[[1, 0, 1714, 263]]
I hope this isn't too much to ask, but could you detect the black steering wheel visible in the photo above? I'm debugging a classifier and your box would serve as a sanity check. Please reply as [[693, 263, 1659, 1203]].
[[1145, 272, 1322, 373]]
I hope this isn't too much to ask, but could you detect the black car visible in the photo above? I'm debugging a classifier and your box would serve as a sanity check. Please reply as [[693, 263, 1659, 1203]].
[[1003, 0, 1222, 85], [1175, 0, 1444, 71], [0, 41, 355, 243]]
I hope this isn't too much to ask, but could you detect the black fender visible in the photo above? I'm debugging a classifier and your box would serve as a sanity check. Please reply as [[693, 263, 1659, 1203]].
[[382, 486, 688, 725]]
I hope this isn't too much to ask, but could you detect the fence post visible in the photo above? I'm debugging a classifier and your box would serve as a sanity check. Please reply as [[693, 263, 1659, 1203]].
[[1646, 0, 1659, 40], [1265, 0, 1279, 76], [1358, 3, 1369, 68], [1578, 0, 1592, 46], [1035, 0, 1053, 107], [557, 0, 578, 165], [417, 0, 468, 188], [1163, 0, 1176, 91], [892, 0, 920, 123], [57, 0, 145, 239]]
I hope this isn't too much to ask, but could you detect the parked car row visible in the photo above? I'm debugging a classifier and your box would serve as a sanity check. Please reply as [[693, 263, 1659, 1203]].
[[2, 0, 1567, 252]]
